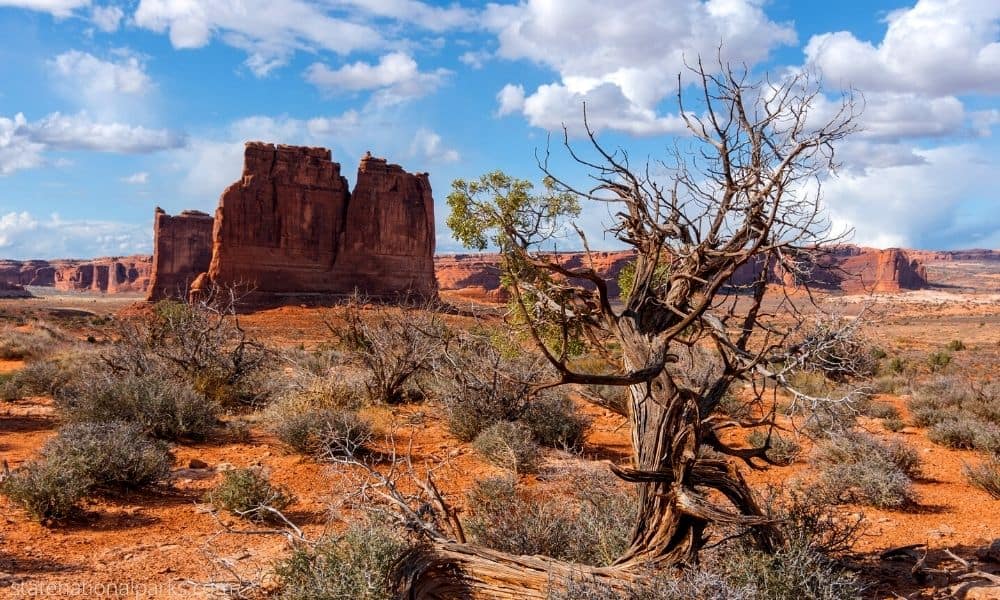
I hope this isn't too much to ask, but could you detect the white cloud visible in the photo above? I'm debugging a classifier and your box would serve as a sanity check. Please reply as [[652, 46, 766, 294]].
[[409, 128, 459, 163], [496, 83, 525, 116], [90, 4, 123, 31], [134, 0, 383, 76], [0, 211, 151, 259], [26, 112, 184, 153], [305, 52, 449, 106], [0, 0, 89, 18], [486, 0, 796, 136], [459, 50, 491, 70], [49, 50, 152, 104], [823, 145, 1000, 249], [335, 0, 475, 32], [804, 1, 1000, 96], [0, 111, 185, 175], [122, 171, 149, 184]]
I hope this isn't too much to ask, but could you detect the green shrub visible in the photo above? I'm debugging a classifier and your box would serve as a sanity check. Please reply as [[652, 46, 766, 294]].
[[43, 422, 172, 489], [206, 468, 295, 522], [274, 520, 411, 600], [882, 417, 905, 432], [927, 351, 952, 371], [964, 455, 1000, 499], [1, 456, 91, 522], [945, 340, 966, 351], [812, 432, 920, 508], [473, 421, 541, 473], [57, 371, 218, 441], [520, 394, 590, 451], [746, 430, 801, 465], [721, 541, 863, 600], [886, 357, 906, 374]]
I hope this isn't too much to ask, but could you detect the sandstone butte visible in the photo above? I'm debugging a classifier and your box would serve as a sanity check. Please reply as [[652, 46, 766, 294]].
[[148, 142, 438, 303]]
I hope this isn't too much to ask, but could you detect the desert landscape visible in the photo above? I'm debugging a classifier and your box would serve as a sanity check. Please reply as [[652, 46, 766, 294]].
[[2, 1, 999, 599]]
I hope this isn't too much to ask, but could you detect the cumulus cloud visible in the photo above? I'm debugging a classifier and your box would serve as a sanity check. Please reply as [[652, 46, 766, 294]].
[[823, 145, 1000, 249], [487, 0, 796, 136], [0, 211, 151, 259], [90, 4, 122, 31], [0, 0, 89, 18], [335, 0, 475, 32], [804, 1, 1000, 96], [49, 50, 152, 106], [0, 111, 185, 175], [409, 128, 459, 163], [305, 52, 449, 106]]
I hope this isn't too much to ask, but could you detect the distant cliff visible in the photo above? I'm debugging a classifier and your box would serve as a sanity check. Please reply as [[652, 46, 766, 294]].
[[0, 255, 151, 294]]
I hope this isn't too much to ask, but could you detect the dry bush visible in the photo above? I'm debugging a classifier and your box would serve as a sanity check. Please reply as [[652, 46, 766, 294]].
[[43, 421, 172, 490], [0, 323, 64, 360], [205, 468, 295, 523], [337, 301, 448, 404], [105, 296, 270, 408], [1, 457, 91, 522], [964, 455, 1000, 499], [274, 519, 411, 600], [472, 421, 541, 474], [2, 421, 171, 522], [56, 370, 217, 441], [268, 403, 372, 458], [746, 430, 801, 466], [811, 431, 920, 509], [8, 349, 101, 398], [928, 418, 1000, 453], [520, 394, 590, 451]]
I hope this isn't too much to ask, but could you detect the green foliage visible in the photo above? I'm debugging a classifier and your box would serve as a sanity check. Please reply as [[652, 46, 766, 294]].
[[269, 405, 372, 458], [746, 430, 801, 465], [927, 351, 952, 371], [446, 171, 579, 252], [1, 456, 91, 522], [206, 468, 295, 522], [274, 519, 411, 600], [945, 339, 966, 351], [616, 258, 671, 302], [520, 393, 590, 451], [473, 421, 541, 473], [43, 421, 172, 489]]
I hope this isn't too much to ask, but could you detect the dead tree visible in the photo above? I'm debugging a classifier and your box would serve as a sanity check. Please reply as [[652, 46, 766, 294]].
[[396, 59, 861, 597]]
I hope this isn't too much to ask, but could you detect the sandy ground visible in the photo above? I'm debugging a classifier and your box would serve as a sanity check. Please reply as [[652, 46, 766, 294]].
[[0, 290, 997, 598]]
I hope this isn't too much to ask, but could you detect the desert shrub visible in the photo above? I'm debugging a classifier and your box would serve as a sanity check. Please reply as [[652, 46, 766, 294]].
[[43, 422, 171, 489], [1, 456, 92, 521], [104, 296, 269, 408], [964, 455, 1000, 499], [860, 400, 900, 420], [0, 373, 19, 401], [793, 317, 878, 381], [0, 324, 63, 360], [882, 416, 905, 432], [338, 302, 447, 404], [886, 357, 906, 374], [269, 405, 372, 458], [57, 371, 218, 441], [746, 430, 801, 465], [206, 468, 294, 522], [274, 519, 411, 600], [10, 350, 99, 398], [473, 421, 541, 473], [869, 347, 887, 361], [927, 418, 1000, 453], [812, 432, 920, 508], [927, 351, 952, 371], [438, 332, 551, 441], [720, 541, 863, 600], [465, 475, 635, 566], [520, 394, 590, 451], [873, 374, 907, 394], [583, 383, 630, 416], [946, 339, 966, 351]]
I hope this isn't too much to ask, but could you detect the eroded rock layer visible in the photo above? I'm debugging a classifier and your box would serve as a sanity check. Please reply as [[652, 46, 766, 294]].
[[146, 208, 215, 301], [0, 256, 151, 293]]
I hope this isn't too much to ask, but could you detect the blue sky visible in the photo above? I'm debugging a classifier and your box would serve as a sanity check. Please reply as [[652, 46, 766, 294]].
[[0, 0, 997, 259]]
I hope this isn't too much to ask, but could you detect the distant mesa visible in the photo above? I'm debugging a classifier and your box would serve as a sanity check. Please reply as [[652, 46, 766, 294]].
[[148, 142, 438, 303], [0, 256, 151, 294]]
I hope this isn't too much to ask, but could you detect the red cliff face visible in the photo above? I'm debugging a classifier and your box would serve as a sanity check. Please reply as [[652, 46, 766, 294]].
[[0, 256, 151, 293], [146, 208, 215, 301], [435, 246, 932, 301], [192, 143, 437, 301]]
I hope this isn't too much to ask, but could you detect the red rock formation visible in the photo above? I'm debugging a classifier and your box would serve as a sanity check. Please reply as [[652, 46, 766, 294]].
[[0, 256, 151, 293], [0, 280, 31, 298], [146, 208, 215, 301], [195, 143, 437, 301]]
